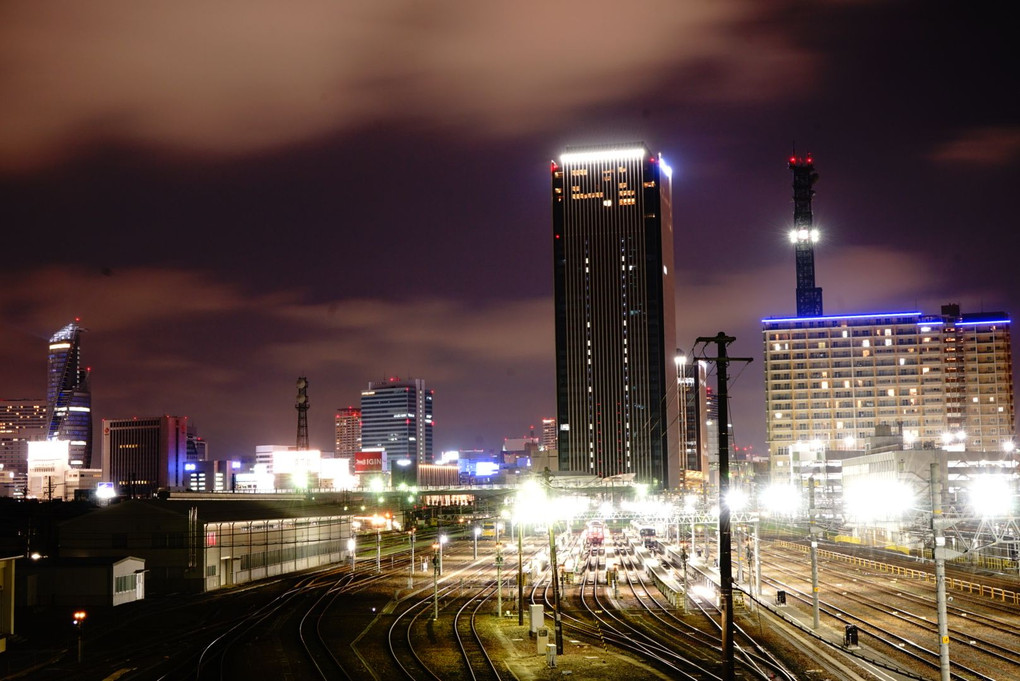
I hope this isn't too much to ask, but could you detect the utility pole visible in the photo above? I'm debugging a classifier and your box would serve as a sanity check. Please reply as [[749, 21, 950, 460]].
[[809, 475, 820, 629], [548, 526, 564, 653], [931, 462, 951, 681], [376, 528, 382, 574], [696, 332, 751, 681]]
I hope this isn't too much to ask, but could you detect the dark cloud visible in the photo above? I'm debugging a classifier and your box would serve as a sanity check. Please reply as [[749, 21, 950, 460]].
[[928, 127, 1020, 167], [0, 1, 810, 171]]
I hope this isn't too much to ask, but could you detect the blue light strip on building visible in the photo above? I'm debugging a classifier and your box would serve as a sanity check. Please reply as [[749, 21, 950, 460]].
[[762, 311, 922, 324]]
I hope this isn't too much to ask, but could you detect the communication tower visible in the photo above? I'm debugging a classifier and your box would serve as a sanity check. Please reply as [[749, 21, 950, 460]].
[[788, 154, 823, 317], [296, 376, 309, 450]]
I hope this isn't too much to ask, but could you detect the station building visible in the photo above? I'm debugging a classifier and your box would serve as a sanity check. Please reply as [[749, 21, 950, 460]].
[[58, 497, 351, 594]]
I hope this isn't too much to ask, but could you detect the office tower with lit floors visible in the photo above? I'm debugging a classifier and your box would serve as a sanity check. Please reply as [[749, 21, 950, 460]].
[[360, 378, 433, 464], [101, 415, 188, 497], [552, 144, 678, 488], [46, 321, 92, 467], [763, 157, 1015, 481], [335, 406, 362, 458]]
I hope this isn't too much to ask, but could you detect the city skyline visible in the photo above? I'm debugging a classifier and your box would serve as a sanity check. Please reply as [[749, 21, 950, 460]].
[[1, 3, 1018, 459]]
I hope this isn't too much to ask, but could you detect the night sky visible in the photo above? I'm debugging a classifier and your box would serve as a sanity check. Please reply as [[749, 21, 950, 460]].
[[2, 2, 1017, 462]]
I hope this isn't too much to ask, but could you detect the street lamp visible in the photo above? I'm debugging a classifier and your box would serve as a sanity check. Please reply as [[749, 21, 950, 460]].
[[431, 545, 440, 620], [376, 527, 382, 573], [473, 526, 480, 559], [495, 521, 504, 546], [347, 537, 356, 572], [439, 534, 448, 575], [73, 610, 87, 662], [408, 529, 416, 587]]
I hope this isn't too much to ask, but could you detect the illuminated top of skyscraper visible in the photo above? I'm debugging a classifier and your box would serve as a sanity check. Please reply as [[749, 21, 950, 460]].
[[46, 320, 92, 466]]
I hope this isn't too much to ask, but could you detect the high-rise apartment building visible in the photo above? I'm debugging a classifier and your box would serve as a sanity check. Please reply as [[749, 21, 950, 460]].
[[46, 321, 92, 467], [101, 415, 188, 497], [551, 144, 678, 487], [763, 157, 1014, 479], [764, 307, 1014, 467], [360, 378, 433, 464], [335, 406, 362, 458], [539, 418, 557, 452]]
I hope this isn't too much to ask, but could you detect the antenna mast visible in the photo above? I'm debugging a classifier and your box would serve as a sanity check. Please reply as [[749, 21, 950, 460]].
[[296, 376, 310, 450]]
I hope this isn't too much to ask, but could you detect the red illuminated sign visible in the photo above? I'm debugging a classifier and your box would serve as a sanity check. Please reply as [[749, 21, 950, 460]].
[[355, 451, 384, 473]]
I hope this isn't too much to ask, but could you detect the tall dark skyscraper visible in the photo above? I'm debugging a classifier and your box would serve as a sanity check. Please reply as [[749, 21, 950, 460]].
[[45, 321, 92, 467], [551, 144, 677, 487]]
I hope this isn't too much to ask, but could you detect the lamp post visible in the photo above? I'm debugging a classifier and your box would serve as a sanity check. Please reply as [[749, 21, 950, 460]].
[[408, 529, 416, 588], [473, 526, 480, 559], [73, 610, 87, 663], [517, 520, 524, 625], [439, 534, 448, 575], [432, 546, 440, 620], [376, 527, 382, 574], [496, 521, 504, 546], [495, 543, 504, 617], [348, 537, 356, 573]]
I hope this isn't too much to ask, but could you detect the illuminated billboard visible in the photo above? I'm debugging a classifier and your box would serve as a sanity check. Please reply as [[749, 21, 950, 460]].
[[354, 450, 387, 473]]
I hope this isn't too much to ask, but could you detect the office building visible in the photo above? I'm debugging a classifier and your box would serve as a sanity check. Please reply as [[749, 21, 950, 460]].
[[101, 416, 188, 497], [0, 398, 46, 497], [551, 144, 677, 487], [46, 321, 92, 467], [360, 378, 433, 464], [763, 157, 1014, 479], [335, 406, 362, 458], [539, 418, 557, 451]]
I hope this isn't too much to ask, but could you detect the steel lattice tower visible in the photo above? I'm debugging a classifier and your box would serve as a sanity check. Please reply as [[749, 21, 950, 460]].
[[789, 155, 823, 317], [295, 376, 309, 450]]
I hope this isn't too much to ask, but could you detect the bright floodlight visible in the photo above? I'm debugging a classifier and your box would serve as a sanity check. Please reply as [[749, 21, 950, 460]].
[[474, 527, 481, 537], [725, 488, 748, 512], [674, 353, 687, 366], [844, 479, 915, 521], [439, 534, 449, 545], [369, 477, 385, 493], [969, 476, 1012, 517], [347, 538, 356, 551], [1004, 441, 1017, 454], [760, 484, 800, 516], [635, 483, 649, 499], [842, 435, 856, 449]]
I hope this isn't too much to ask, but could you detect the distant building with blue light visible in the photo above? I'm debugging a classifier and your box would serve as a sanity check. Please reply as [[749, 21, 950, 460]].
[[45, 321, 92, 467]]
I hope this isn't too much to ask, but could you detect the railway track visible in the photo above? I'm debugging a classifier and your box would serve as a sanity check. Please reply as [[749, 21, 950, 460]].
[[761, 542, 1019, 680]]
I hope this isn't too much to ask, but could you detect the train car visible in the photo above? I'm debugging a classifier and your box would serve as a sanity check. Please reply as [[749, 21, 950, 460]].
[[638, 525, 656, 548], [586, 520, 605, 547], [480, 519, 497, 539]]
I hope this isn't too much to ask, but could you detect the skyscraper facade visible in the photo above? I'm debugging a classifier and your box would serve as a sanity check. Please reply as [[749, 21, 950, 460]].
[[45, 321, 92, 467], [360, 378, 433, 464], [101, 415, 188, 497], [552, 144, 678, 487], [335, 406, 362, 458]]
